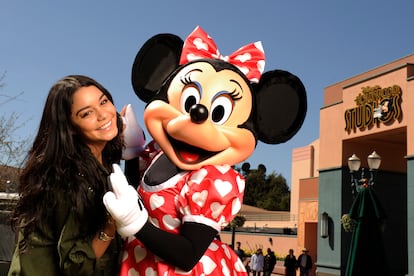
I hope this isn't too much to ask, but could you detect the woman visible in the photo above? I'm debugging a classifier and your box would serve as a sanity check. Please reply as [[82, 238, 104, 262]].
[[250, 248, 265, 276], [8, 75, 124, 275]]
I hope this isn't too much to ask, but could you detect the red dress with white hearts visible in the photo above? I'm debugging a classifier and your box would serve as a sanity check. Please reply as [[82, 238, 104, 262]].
[[119, 163, 248, 276]]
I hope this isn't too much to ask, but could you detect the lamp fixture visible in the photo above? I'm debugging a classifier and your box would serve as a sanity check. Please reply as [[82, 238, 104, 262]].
[[320, 212, 329, 238], [348, 151, 381, 196]]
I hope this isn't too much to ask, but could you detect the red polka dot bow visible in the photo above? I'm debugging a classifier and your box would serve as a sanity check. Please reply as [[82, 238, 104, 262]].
[[179, 26, 266, 83]]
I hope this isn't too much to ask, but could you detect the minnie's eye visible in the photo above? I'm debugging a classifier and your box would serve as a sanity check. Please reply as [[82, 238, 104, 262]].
[[180, 86, 201, 114], [210, 96, 233, 125]]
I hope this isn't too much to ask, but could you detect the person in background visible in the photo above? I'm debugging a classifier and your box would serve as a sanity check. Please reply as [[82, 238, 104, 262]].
[[250, 248, 265, 276], [234, 241, 250, 273], [284, 248, 297, 276], [263, 248, 277, 276], [8, 75, 125, 275], [297, 248, 313, 276], [234, 241, 246, 262]]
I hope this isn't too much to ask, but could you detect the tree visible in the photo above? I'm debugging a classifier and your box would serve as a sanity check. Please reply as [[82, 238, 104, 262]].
[[229, 214, 246, 248], [0, 72, 29, 191], [239, 162, 291, 211]]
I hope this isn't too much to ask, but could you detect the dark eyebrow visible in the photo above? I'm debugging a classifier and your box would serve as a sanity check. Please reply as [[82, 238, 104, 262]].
[[186, 68, 203, 75], [75, 93, 105, 116], [230, 79, 243, 91]]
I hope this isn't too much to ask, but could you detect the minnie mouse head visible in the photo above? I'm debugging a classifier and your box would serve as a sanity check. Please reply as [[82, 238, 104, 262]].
[[131, 26, 307, 171]]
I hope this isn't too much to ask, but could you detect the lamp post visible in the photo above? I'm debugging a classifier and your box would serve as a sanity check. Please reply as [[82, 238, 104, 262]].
[[345, 150, 386, 275], [348, 151, 381, 197]]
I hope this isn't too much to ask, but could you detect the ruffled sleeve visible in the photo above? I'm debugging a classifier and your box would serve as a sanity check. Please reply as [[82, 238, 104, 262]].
[[177, 165, 245, 231]]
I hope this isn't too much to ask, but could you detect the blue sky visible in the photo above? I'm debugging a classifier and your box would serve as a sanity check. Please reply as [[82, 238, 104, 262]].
[[1, 1, 413, 186]]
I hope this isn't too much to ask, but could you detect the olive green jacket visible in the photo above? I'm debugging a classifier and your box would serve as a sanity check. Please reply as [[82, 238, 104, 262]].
[[8, 167, 122, 276]]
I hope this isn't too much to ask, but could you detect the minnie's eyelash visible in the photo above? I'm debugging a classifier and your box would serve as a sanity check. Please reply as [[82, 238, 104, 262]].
[[180, 75, 192, 85], [229, 89, 242, 101]]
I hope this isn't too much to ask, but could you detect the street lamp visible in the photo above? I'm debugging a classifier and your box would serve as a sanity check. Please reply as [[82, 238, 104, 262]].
[[348, 151, 381, 197]]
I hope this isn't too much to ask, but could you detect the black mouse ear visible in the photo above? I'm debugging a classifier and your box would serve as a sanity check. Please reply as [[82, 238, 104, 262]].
[[131, 33, 183, 103], [252, 70, 307, 144]]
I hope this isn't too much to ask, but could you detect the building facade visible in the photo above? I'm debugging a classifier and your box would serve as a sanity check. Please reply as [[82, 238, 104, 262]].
[[293, 54, 414, 275]]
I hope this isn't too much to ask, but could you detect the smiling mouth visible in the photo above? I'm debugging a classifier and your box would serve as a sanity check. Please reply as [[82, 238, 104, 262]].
[[98, 121, 112, 130], [168, 136, 219, 164]]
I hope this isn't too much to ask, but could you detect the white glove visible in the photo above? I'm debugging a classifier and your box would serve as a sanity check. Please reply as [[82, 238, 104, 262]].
[[103, 164, 148, 237], [121, 104, 145, 160]]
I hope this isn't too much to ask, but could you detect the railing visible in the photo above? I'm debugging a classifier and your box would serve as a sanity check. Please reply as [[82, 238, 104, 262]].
[[0, 192, 18, 213]]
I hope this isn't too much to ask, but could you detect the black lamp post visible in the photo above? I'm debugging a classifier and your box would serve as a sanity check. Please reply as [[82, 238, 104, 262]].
[[348, 151, 381, 197]]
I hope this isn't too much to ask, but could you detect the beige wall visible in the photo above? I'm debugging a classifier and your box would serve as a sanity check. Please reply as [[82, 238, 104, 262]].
[[321, 55, 414, 170], [291, 140, 319, 220]]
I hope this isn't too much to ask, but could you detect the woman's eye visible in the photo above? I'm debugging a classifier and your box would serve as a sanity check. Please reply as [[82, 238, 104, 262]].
[[210, 96, 233, 125], [80, 111, 92, 118], [180, 86, 200, 113]]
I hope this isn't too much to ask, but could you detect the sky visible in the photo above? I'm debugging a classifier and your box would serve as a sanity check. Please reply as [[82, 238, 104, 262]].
[[1, 1, 414, 186]]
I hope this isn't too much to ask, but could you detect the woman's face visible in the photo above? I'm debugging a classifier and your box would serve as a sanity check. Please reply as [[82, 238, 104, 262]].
[[71, 85, 118, 153]]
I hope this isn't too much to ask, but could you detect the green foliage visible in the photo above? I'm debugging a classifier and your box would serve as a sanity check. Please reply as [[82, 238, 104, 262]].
[[230, 214, 246, 228], [239, 164, 291, 211]]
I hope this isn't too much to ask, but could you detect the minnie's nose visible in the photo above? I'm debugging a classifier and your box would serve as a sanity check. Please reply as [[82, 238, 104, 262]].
[[189, 104, 208, 124]]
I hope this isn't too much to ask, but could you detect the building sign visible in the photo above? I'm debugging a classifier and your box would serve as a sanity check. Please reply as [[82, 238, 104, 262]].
[[344, 85, 402, 132]]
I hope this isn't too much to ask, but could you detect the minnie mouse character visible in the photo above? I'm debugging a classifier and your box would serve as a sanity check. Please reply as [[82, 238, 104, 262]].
[[104, 26, 307, 275]]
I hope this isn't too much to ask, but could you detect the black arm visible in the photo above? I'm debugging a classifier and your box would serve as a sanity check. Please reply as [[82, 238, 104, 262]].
[[136, 221, 218, 271]]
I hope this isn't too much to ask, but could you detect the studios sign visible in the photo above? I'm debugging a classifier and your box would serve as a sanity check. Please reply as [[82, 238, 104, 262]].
[[344, 85, 402, 133]]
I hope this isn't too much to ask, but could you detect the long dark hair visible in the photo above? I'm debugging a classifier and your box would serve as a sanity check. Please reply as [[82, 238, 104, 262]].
[[10, 75, 123, 247]]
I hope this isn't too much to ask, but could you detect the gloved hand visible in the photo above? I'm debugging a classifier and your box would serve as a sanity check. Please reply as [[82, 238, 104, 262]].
[[121, 104, 145, 160], [103, 164, 148, 237]]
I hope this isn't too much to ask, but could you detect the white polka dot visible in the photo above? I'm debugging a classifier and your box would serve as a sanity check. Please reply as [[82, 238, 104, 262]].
[[234, 53, 251, 63], [221, 259, 231, 276], [209, 241, 220, 251], [200, 255, 217, 275], [234, 258, 246, 272], [222, 244, 231, 258]]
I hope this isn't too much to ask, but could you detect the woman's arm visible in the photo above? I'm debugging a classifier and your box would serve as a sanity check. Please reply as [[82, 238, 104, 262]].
[[92, 217, 116, 258]]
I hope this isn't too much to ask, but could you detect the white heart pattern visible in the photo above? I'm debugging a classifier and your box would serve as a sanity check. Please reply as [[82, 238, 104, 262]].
[[162, 214, 181, 230], [214, 164, 230, 174], [192, 190, 208, 207], [236, 175, 245, 193], [133, 244, 147, 263], [149, 194, 165, 210], [214, 179, 232, 197], [210, 202, 226, 219], [231, 198, 241, 215], [190, 168, 208, 184], [127, 267, 139, 276], [144, 267, 156, 276]]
